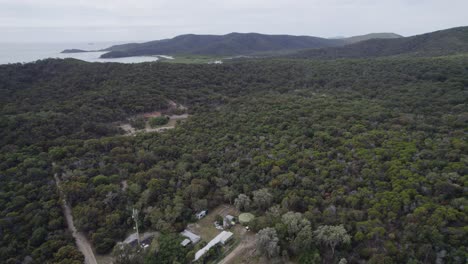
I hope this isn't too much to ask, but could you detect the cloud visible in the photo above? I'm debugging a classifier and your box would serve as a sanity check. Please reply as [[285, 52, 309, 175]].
[[1, 0, 467, 42]]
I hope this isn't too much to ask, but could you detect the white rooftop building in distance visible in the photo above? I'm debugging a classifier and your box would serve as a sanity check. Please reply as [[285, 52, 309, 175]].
[[180, 229, 201, 244], [219, 231, 233, 244], [181, 238, 191, 247], [223, 215, 236, 228], [196, 210, 207, 219], [194, 231, 233, 261]]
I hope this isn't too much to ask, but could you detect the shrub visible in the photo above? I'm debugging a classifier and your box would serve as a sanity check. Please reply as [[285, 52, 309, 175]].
[[149, 116, 169, 127]]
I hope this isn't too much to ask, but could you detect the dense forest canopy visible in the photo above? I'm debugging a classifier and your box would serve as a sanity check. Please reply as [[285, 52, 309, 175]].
[[0, 54, 467, 263]]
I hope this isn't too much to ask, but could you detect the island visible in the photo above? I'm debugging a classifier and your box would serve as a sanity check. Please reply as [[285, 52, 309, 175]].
[[61, 49, 89, 53]]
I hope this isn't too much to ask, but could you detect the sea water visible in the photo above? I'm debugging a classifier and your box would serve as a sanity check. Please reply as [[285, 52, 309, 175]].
[[0, 42, 161, 64]]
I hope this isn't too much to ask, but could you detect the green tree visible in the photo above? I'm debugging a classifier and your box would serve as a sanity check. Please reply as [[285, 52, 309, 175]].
[[234, 194, 251, 211], [256, 227, 280, 259], [314, 225, 351, 257], [149, 116, 169, 127], [253, 188, 273, 210], [112, 243, 143, 264]]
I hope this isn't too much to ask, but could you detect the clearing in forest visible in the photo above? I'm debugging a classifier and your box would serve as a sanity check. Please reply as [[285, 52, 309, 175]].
[[119, 101, 189, 136]]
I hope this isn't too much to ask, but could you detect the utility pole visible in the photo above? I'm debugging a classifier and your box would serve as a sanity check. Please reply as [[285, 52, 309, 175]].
[[132, 208, 140, 246]]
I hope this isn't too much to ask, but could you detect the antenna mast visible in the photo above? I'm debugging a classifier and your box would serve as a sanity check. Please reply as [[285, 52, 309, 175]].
[[132, 208, 140, 246]]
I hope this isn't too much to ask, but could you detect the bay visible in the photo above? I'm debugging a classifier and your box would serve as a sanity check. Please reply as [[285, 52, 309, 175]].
[[0, 42, 161, 65]]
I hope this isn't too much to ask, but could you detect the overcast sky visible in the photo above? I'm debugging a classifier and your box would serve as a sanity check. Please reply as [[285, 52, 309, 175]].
[[1, 0, 468, 43]]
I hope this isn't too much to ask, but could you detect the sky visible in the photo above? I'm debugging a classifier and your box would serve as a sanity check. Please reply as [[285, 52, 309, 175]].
[[1, 0, 468, 43]]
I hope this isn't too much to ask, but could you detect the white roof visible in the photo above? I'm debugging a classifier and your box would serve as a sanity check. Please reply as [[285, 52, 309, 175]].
[[220, 231, 233, 244], [181, 238, 191, 246], [180, 230, 201, 244], [226, 215, 235, 220], [194, 231, 233, 261]]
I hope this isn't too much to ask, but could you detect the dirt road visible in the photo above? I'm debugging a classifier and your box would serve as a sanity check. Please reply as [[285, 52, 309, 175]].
[[55, 174, 98, 264], [218, 225, 257, 264], [218, 236, 256, 264]]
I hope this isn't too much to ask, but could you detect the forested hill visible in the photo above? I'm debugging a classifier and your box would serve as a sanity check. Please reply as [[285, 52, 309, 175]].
[[341, 33, 402, 44], [1, 56, 467, 263], [289, 26, 468, 59], [96, 32, 401, 58], [99, 33, 343, 58]]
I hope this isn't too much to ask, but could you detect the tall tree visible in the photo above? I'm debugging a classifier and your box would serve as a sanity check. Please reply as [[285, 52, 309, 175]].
[[234, 194, 251, 211], [314, 225, 351, 257], [256, 228, 280, 259]]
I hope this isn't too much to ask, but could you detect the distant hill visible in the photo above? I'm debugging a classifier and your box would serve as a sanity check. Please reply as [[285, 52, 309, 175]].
[[341, 33, 402, 44], [289, 26, 468, 59], [92, 32, 401, 58], [98, 33, 344, 58]]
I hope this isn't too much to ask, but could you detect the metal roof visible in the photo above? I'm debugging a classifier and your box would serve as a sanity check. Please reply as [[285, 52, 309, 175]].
[[194, 231, 233, 261], [180, 229, 201, 244]]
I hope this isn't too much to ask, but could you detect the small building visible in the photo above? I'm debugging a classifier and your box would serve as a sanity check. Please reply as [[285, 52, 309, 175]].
[[196, 210, 207, 219], [180, 229, 201, 245], [223, 215, 236, 228], [219, 231, 233, 244], [194, 231, 234, 261], [181, 238, 191, 247]]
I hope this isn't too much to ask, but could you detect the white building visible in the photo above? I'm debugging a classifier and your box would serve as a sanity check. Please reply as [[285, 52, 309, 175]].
[[181, 238, 191, 247], [196, 210, 207, 219], [180, 229, 201, 246], [194, 231, 233, 261], [223, 215, 236, 228]]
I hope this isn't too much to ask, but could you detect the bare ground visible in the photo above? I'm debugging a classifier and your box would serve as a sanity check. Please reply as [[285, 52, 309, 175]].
[[54, 174, 98, 264], [187, 204, 239, 241], [120, 114, 189, 136], [218, 227, 257, 264]]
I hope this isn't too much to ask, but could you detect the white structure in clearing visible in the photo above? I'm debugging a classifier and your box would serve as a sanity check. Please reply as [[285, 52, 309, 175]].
[[223, 215, 236, 228], [194, 231, 233, 261], [181, 239, 191, 247], [180, 229, 201, 246], [196, 210, 207, 219]]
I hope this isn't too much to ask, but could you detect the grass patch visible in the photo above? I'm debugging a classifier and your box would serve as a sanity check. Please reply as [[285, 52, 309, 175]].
[[159, 55, 224, 64], [188, 205, 240, 242]]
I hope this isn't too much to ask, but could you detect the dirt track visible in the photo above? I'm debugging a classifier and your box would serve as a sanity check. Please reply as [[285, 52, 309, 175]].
[[55, 174, 98, 264], [218, 233, 256, 264], [120, 113, 189, 136]]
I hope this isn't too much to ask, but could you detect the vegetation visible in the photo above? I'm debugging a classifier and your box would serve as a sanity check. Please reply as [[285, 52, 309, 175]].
[[98, 32, 406, 59], [314, 225, 351, 257], [112, 243, 144, 264], [160, 55, 225, 64], [289, 26, 468, 59], [145, 233, 189, 264], [129, 116, 147, 129], [99, 33, 344, 58], [149, 116, 169, 127], [256, 228, 280, 258], [0, 53, 467, 263]]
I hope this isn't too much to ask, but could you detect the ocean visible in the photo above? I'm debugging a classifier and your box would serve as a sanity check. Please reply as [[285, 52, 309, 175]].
[[0, 42, 160, 65]]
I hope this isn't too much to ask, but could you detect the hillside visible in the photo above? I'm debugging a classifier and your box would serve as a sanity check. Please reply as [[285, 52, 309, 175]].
[[93, 32, 400, 58], [289, 26, 468, 59], [341, 32, 402, 44], [98, 33, 344, 58]]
